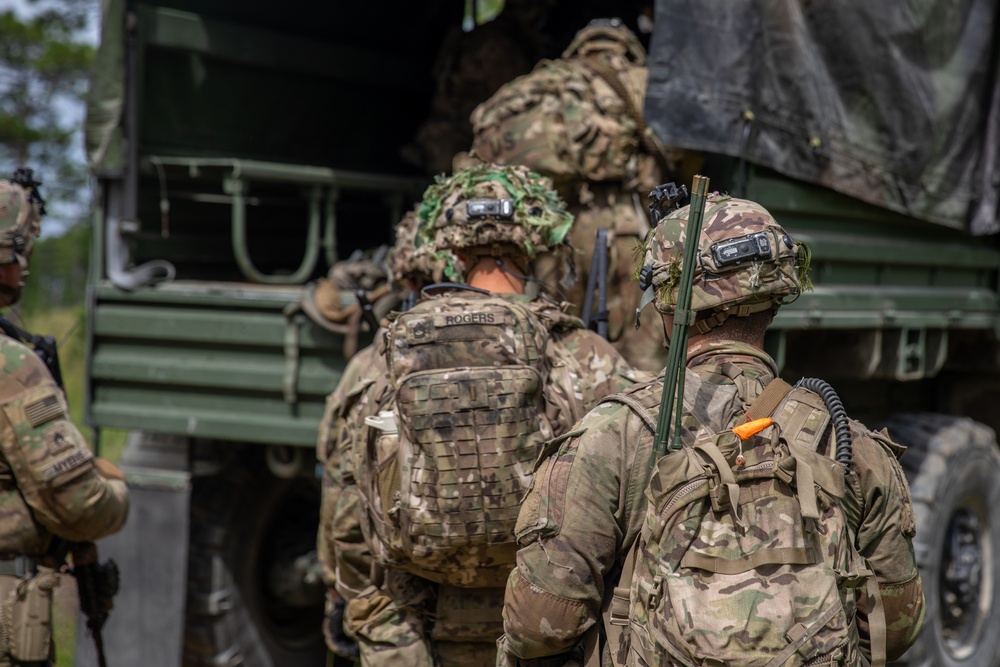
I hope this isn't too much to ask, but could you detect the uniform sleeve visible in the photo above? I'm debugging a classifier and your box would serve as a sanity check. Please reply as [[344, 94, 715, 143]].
[[557, 330, 651, 412], [500, 402, 652, 662], [0, 354, 128, 543], [847, 425, 925, 661], [317, 346, 381, 598]]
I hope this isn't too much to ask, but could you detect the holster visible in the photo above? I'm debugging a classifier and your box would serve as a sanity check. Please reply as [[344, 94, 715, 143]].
[[3, 566, 59, 662]]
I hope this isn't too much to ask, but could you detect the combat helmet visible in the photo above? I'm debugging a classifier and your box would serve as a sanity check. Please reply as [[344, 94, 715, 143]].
[[562, 17, 646, 64], [391, 163, 574, 286], [0, 169, 44, 268], [635, 193, 812, 333]]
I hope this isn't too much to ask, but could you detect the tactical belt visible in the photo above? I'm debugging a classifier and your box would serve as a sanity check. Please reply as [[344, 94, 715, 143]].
[[0, 555, 37, 577]]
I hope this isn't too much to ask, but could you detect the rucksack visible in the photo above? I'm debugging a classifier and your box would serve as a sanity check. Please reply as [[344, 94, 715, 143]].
[[359, 292, 572, 588], [624, 379, 886, 667], [469, 30, 663, 190]]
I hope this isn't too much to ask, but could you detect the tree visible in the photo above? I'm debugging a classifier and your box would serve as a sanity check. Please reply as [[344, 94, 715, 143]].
[[0, 0, 96, 229]]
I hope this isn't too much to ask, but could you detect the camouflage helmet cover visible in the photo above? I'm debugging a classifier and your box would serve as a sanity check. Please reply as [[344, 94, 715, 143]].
[[562, 18, 646, 65], [386, 210, 424, 285], [0, 180, 42, 266], [392, 164, 574, 284], [636, 194, 812, 329]]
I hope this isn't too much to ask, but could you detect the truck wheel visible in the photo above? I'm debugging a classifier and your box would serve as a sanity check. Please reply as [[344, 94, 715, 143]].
[[881, 413, 1000, 667], [183, 451, 329, 667]]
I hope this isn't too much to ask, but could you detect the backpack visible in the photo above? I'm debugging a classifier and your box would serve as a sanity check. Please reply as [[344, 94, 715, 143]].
[[624, 379, 886, 667], [469, 32, 662, 190], [359, 293, 569, 588]]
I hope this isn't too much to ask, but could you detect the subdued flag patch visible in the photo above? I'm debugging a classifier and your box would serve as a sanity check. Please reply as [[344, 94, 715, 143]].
[[24, 393, 63, 428]]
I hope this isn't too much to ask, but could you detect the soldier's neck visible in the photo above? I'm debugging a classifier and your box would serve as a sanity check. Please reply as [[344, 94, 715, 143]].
[[466, 257, 525, 294]]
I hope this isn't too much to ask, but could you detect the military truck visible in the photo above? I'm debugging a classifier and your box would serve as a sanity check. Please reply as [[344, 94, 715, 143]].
[[80, 1, 1000, 666]]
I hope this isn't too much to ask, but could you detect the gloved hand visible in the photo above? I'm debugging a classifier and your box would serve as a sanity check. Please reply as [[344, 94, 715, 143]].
[[323, 589, 359, 659]]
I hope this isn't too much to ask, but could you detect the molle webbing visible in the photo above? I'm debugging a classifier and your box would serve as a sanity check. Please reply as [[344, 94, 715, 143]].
[[396, 367, 541, 549], [380, 294, 554, 586]]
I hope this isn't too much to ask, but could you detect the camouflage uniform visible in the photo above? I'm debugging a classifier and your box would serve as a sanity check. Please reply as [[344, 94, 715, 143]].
[[499, 196, 924, 666], [470, 21, 698, 373], [0, 177, 130, 667], [317, 165, 647, 666]]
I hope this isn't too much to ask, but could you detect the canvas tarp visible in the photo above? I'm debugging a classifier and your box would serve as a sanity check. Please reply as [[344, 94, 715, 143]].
[[85, 0, 126, 175], [645, 0, 1000, 234]]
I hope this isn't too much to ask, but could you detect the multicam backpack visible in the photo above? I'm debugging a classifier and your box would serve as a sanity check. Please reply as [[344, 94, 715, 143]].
[[360, 292, 577, 588], [625, 380, 886, 667], [469, 21, 665, 191]]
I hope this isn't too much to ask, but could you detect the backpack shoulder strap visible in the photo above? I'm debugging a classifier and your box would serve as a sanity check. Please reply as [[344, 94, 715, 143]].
[[589, 540, 639, 667], [744, 377, 793, 422]]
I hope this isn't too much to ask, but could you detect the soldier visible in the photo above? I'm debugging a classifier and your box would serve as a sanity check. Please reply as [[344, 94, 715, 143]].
[[470, 19, 701, 374], [499, 195, 924, 666], [317, 164, 647, 666], [407, 0, 546, 175], [0, 173, 129, 667]]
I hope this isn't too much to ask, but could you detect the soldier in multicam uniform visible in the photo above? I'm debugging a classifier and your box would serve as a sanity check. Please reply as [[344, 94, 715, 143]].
[[498, 194, 924, 666], [316, 164, 647, 666], [0, 175, 129, 667], [470, 19, 700, 374]]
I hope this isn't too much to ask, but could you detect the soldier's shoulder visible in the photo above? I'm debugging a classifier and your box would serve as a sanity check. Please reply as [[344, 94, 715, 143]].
[[552, 326, 623, 362], [605, 375, 664, 408], [583, 377, 664, 430], [0, 335, 48, 388], [844, 417, 910, 488]]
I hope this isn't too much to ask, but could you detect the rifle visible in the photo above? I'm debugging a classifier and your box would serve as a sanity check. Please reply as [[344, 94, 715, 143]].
[[581, 227, 610, 339], [11, 167, 47, 214], [0, 314, 117, 667], [652, 175, 711, 460], [70, 543, 119, 667]]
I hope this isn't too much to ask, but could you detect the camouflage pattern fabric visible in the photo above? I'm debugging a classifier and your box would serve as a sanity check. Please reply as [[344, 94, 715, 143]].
[[467, 23, 685, 373], [629, 387, 867, 666], [499, 340, 923, 666], [402, 164, 574, 285], [0, 335, 129, 667], [635, 194, 811, 320], [0, 182, 41, 267], [469, 22, 660, 193], [0, 335, 129, 554], [387, 211, 426, 287], [531, 185, 666, 373], [317, 344, 385, 601], [320, 290, 645, 666], [365, 293, 558, 588]]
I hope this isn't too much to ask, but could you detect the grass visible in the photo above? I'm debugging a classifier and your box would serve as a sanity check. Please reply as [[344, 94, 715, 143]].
[[8, 305, 128, 665]]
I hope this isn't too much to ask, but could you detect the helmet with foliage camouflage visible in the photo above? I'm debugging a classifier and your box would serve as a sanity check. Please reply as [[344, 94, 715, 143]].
[[391, 164, 574, 285], [635, 193, 812, 333], [562, 17, 646, 64], [0, 176, 43, 267]]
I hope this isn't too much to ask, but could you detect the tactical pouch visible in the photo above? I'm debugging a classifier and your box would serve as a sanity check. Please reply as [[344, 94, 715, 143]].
[[7, 566, 58, 662]]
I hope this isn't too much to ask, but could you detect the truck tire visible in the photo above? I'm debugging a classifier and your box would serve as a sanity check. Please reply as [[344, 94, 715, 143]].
[[183, 450, 328, 667], [881, 413, 1000, 667]]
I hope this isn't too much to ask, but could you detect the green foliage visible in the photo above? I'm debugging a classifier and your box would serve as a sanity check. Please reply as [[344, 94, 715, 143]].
[[0, 0, 95, 223], [19, 221, 91, 314]]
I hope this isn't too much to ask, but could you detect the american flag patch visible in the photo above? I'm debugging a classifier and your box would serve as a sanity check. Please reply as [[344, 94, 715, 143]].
[[25, 394, 64, 428]]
